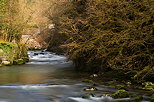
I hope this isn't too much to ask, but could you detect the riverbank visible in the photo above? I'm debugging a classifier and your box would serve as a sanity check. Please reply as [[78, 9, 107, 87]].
[[0, 49, 153, 102], [0, 42, 29, 66], [81, 71, 154, 101]]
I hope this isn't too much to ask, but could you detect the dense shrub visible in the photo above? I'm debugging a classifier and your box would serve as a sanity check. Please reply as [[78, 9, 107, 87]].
[[0, 42, 28, 64], [48, 0, 154, 80]]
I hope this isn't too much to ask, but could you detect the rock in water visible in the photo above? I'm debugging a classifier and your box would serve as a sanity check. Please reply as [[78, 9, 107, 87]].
[[83, 87, 98, 91], [81, 93, 94, 98], [112, 89, 129, 98]]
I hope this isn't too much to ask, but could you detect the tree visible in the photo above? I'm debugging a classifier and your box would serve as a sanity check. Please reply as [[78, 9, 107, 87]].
[[48, 0, 154, 81], [0, 0, 24, 42]]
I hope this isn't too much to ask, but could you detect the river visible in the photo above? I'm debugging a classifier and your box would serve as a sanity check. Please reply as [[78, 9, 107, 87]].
[[0, 50, 150, 102]]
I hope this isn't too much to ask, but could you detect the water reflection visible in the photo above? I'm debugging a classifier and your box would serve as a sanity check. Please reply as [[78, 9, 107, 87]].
[[0, 64, 78, 85]]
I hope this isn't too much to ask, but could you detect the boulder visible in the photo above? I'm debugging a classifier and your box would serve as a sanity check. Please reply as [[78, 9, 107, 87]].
[[112, 89, 129, 98], [2, 61, 11, 66], [81, 93, 94, 98], [83, 87, 98, 91]]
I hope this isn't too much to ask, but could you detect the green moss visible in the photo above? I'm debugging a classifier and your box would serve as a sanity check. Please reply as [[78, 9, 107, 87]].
[[13, 59, 25, 65], [151, 94, 154, 102], [115, 84, 125, 90], [132, 94, 143, 101], [0, 42, 14, 64], [21, 57, 29, 62], [0, 42, 28, 65], [112, 89, 129, 98], [143, 85, 154, 90], [142, 82, 154, 90], [0, 42, 13, 49], [133, 66, 153, 81], [107, 80, 116, 85], [13, 56, 29, 65]]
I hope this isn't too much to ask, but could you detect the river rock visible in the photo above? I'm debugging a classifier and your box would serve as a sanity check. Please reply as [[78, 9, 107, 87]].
[[34, 53, 39, 56], [2, 61, 11, 65], [81, 93, 94, 98], [112, 89, 129, 98], [83, 87, 98, 91], [90, 74, 98, 78], [40, 52, 44, 55]]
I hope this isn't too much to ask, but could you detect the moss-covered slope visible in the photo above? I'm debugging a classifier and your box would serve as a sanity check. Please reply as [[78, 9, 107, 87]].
[[0, 42, 28, 66]]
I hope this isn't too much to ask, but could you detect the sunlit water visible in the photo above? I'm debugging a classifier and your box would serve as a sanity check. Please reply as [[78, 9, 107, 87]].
[[0, 50, 150, 102]]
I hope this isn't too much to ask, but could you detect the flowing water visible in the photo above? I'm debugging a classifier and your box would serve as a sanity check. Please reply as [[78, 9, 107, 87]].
[[0, 50, 150, 102]]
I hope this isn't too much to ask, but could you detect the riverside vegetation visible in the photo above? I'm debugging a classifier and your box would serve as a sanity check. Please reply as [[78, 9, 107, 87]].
[[46, 0, 154, 98], [0, 0, 154, 100], [0, 0, 29, 66], [0, 42, 28, 66], [47, 0, 154, 82]]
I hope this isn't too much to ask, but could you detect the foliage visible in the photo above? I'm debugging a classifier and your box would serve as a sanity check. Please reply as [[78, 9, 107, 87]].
[[115, 84, 125, 90], [48, 0, 154, 81], [132, 94, 143, 101], [112, 89, 129, 98], [142, 81, 154, 90], [13, 59, 24, 65], [133, 66, 154, 82], [0, 42, 28, 64], [151, 94, 154, 102], [0, 42, 14, 62], [46, 0, 70, 53], [0, 0, 25, 42], [21, 57, 29, 62]]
